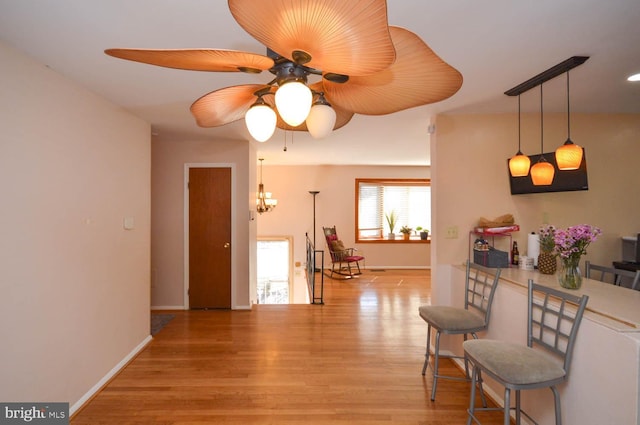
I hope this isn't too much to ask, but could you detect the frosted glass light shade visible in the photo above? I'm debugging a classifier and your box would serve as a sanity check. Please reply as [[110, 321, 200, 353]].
[[555, 140, 583, 170], [530, 160, 555, 186], [508, 153, 531, 177], [275, 81, 312, 127], [245, 103, 276, 142], [306, 103, 336, 139]]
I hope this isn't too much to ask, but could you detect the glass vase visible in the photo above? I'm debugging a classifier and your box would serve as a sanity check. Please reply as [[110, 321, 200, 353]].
[[558, 258, 582, 290]]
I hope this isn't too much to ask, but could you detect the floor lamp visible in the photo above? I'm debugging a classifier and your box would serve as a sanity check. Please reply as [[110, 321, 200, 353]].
[[309, 191, 320, 272]]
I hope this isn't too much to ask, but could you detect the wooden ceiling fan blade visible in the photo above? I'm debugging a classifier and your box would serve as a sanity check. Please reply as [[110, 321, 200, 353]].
[[228, 0, 395, 76], [190, 84, 272, 127], [323, 26, 463, 115], [105, 48, 274, 72]]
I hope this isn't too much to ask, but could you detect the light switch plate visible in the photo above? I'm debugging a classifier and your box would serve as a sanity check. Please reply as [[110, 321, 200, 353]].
[[123, 217, 135, 230]]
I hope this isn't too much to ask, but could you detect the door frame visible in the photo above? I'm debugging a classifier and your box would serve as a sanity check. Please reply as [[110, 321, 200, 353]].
[[183, 163, 236, 310]]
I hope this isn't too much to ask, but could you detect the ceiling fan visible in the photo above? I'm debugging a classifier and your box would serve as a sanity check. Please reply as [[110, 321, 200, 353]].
[[105, 0, 463, 142]]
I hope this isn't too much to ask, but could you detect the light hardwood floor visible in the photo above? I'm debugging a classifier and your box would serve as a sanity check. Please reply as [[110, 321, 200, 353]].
[[72, 269, 504, 424]]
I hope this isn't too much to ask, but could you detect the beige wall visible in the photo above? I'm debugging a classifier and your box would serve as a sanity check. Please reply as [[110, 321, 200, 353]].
[[0, 42, 151, 410], [431, 112, 640, 303], [151, 138, 254, 309]]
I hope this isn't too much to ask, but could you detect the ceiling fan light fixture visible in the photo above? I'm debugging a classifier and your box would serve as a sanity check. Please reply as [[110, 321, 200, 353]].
[[245, 98, 277, 142], [275, 80, 312, 127], [306, 94, 336, 139]]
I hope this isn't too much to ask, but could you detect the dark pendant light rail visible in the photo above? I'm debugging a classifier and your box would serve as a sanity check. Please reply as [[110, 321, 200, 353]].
[[504, 56, 589, 97]]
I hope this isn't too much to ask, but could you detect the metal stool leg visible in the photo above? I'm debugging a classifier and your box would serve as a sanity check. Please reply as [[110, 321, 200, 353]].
[[466, 366, 478, 425], [551, 386, 562, 425], [422, 325, 432, 375], [503, 388, 511, 425], [431, 331, 441, 401]]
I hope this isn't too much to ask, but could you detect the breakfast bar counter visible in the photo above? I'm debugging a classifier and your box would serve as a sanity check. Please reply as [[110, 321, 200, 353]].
[[497, 266, 640, 332], [438, 264, 640, 425]]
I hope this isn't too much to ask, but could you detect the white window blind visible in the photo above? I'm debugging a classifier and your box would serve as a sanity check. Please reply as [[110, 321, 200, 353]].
[[356, 179, 431, 241]]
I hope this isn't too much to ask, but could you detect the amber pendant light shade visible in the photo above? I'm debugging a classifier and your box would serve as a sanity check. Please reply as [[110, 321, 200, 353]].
[[555, 70, 583, 170], [509, 154, 531, 177], [531, 84, 554, 186], [530, 160, 555, 185], [555, 141, 583, 170], [508, 95, 531, 177]]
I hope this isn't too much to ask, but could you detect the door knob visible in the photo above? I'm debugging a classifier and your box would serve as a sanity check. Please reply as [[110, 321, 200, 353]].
[[224, 242, 230, 248]]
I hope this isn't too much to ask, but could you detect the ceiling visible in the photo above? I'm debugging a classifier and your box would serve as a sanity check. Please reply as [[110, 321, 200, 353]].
[[1, 0, 638, 166]]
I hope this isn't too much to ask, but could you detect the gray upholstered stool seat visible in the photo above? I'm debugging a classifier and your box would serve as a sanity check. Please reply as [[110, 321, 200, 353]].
[[463, 339, 565, 386], [419, 306, 485, 332]]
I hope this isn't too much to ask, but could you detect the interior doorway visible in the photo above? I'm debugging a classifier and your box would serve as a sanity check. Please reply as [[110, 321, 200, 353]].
[[186, 165, 233, 309], [257, 237, 292, 304]]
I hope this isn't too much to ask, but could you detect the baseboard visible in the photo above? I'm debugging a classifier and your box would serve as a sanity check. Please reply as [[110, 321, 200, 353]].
[[363, 266, 431, 270], [70, 335, 152, 416], [152, 305, 253, 310]]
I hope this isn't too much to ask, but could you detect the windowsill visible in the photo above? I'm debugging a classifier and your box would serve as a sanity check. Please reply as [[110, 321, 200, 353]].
[[357, 237, 431, 244]]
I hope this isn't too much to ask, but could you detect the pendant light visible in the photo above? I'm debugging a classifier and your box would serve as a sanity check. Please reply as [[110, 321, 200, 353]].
[[256, 158, 277, 214], [508, 94, 531, 177], [530, 83, 555, 186], [555, 69, 583, 170]]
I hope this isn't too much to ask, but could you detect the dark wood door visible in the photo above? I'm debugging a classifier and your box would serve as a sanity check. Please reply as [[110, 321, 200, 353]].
[[189, 167, 232, 309]]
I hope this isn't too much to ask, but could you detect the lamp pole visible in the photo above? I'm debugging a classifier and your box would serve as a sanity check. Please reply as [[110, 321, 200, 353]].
[[309, 191, 320, 272]]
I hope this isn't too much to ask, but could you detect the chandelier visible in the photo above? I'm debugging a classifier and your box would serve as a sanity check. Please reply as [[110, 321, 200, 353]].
[[256, 158, 277, 214]]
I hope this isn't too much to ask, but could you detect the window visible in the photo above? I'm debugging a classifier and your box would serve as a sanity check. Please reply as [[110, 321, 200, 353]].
[[356, 178, 430, 242]]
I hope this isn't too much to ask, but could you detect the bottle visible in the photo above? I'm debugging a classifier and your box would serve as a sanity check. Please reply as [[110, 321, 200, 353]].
[[512, 241, 519, 266]]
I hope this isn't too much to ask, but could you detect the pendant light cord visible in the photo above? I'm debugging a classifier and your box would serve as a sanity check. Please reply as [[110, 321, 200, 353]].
[[517, 95, 521, 151], [540, 83, 544, 154], [566, 70, 571, 139]]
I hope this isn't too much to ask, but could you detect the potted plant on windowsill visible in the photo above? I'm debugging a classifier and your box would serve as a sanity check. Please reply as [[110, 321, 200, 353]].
[[416, 227, 429, 240], [385, 210, 398, 240], [400, 226, 413, 240]]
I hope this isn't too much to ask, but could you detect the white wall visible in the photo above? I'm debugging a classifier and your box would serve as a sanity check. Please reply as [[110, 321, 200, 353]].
[[0, 42, 151, 409]]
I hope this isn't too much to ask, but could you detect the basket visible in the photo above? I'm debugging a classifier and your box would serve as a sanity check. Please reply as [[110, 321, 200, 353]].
[[473, 247, 509, 268]]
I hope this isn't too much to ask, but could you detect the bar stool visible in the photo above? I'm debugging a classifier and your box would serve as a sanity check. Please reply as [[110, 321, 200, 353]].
[[463, 279, 589, 425], [419, 260, 501, 401], [585, 260, 640, 289]]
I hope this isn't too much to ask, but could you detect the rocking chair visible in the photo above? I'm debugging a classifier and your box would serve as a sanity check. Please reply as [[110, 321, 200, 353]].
[[323, 226, 365, 278]]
